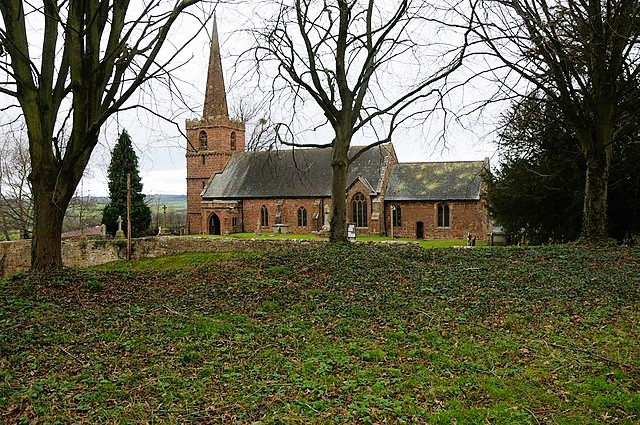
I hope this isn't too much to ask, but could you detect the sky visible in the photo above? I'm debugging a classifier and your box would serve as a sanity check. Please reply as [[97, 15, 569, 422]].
[[6, 2, 501, 198]]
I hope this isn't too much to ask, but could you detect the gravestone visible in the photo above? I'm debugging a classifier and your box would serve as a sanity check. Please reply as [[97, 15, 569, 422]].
[[322, 205, 331, 231], [116, 215, 125, 239]]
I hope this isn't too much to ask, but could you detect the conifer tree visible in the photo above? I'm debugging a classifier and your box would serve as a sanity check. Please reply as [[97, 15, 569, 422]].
[[102, 130, 152, 237]]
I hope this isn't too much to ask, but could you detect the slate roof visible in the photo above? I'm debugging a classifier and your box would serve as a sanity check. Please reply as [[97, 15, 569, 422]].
[[385, 160, 486, 201], [202, 144, 394, 199]]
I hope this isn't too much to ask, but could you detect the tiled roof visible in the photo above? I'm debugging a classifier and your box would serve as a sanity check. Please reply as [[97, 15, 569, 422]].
[[202, 144, 394, 199], [385, 160, 486, 201]]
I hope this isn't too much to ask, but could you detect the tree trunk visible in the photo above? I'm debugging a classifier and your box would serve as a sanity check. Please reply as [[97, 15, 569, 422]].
[[30, 173, 70, 271], [582, 149, 610, 243], [329, 134, 350, 243]]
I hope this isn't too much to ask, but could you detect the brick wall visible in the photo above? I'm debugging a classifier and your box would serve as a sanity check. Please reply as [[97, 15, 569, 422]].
[[185, 117, 245, 234], [346, 181, 384, 236], [385, 200, 489, 240], [242, 198, 327, 234]]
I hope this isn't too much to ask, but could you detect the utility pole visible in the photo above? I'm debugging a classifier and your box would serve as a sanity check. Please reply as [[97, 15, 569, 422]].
[[127, 173, 132, 261]]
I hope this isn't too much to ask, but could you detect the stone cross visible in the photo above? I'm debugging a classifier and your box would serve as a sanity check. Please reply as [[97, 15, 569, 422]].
[[116, 215, 125, 239]]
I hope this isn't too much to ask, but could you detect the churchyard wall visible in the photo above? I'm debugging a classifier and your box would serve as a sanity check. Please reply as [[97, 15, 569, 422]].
[[0, 237, 328, 278]]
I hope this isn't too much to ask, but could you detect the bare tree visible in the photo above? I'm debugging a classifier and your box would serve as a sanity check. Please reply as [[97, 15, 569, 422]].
[[247, 0, 474, 242], [475, 0, 640, 242], [0, 1, 220, 270], [230, 97, 277, 151], [0, 132, 32, 240]]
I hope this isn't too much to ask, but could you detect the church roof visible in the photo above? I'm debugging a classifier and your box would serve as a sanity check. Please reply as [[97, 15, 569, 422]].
[[202, 144, 394, 199], [385, 160, 487, 201]]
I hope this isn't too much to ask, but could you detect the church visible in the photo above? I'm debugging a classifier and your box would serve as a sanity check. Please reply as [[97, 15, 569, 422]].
[[185, 19, 491, 240]]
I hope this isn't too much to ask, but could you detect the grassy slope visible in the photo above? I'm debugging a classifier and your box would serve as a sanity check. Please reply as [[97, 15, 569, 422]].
[[1, 245, 639, 423]]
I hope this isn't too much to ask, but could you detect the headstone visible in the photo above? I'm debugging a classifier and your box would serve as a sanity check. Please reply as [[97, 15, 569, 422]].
[[100, 224, 107, 239], [116, 215, 125, 239], [322, 205, 331, 231]]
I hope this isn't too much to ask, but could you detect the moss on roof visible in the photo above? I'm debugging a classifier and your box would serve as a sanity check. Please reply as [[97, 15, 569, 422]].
[[385, 161, 486, 201]]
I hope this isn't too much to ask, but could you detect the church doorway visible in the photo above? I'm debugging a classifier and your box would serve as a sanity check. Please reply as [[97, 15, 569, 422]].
[[416, 221, 424, 240], [208, 213, 221, 235]]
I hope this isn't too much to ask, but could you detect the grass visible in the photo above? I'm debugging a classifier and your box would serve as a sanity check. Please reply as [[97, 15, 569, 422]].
[[1, 244, 639, 423], [92, 252, 248, 271]]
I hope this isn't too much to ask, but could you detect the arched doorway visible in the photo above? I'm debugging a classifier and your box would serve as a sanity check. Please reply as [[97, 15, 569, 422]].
[[416, 221, 424, 240], [208, 213, 221, 235]]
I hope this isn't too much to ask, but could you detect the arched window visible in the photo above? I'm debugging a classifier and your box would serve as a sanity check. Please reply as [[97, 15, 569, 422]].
[[392, 204, 402, 227], [437, 203, 450, 227], [261, 205, 269, 226], [298, 206, 307, 227], [230, 132, 237, 150], [352, 192, 368, 228], [199, 130, 208, 150]]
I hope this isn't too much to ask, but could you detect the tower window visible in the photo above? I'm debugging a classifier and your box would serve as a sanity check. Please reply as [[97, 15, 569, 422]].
[[199, 130, 208, 150], [230, 132, 237, 150], [437, 203, 450, 227], [298, 206, 307, 227], [261, 205, 269, 226], [352, 192, 368, 228]]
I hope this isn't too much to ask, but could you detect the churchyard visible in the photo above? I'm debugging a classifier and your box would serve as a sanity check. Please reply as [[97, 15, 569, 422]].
[[1, 243, 638, 423]]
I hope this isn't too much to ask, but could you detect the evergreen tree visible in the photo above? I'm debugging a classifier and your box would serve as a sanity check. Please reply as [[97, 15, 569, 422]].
[[486, 97, 640, 244], [102, 130, 152, 237]]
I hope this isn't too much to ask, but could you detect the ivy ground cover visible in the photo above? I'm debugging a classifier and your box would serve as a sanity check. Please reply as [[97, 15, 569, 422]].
[[1, 245, 639, 423]]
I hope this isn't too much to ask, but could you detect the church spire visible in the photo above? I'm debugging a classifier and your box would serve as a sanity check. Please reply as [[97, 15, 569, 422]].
[[203, 14, 229, 119]]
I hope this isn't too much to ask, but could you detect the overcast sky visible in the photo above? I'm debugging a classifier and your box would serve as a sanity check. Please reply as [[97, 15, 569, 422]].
[[65, 3, 500, 197]]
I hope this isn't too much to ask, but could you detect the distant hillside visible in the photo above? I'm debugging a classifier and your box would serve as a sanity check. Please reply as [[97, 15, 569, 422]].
[[83, 194, 186, 205], [145, 194, 187, 204]]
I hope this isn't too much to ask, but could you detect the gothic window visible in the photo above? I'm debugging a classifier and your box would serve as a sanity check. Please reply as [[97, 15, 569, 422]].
[[298, 206, 308, 227], [199, 130, 208, 150], [230, 132, 237, 150], [392, 204, 402, 227], [232, 217, 238, 227], [352, 192, 368, 228], [437, 203, 450, 227], [261, 205, 269, 226]]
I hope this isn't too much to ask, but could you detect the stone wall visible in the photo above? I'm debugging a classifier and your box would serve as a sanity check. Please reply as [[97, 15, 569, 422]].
[[0, 239, 31, 278], [0, 237, 328, 278]]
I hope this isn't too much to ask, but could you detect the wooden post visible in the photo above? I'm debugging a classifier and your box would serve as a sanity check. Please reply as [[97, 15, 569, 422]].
[[127, 173, 131, 261]]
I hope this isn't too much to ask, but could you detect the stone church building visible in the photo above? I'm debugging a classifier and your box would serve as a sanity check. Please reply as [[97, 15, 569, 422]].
[[186, 19, 491, 240]]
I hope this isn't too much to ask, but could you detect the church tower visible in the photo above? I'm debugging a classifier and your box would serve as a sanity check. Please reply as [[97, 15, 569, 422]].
[[185, 16, 245, 234]]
